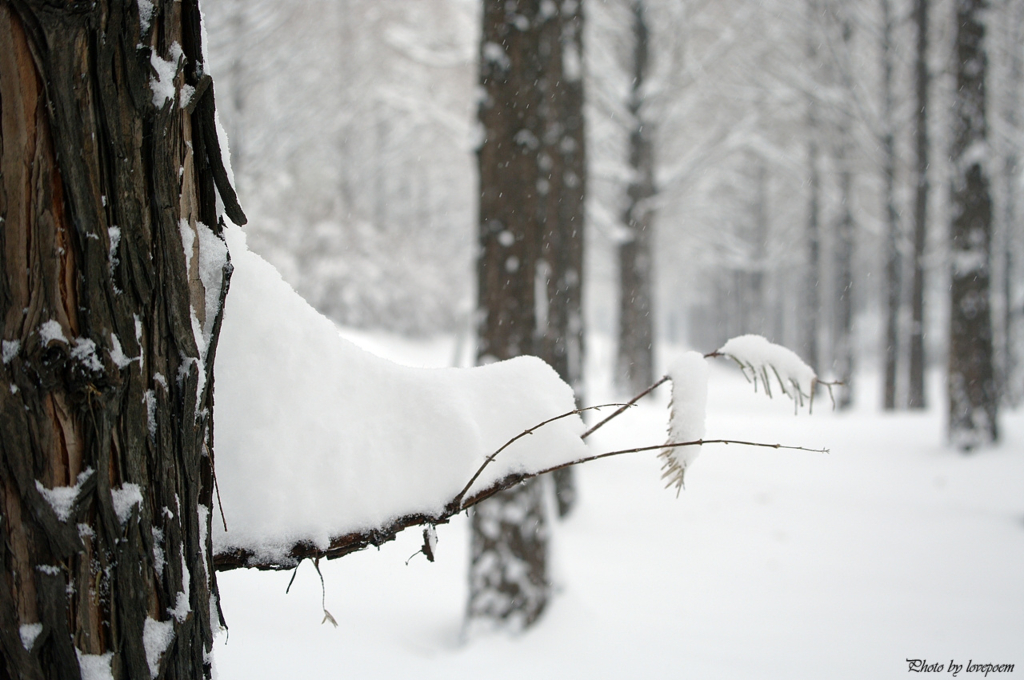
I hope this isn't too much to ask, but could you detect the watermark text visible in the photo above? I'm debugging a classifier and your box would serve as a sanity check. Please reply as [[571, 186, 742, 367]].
[[906, 659, 1016, 677]]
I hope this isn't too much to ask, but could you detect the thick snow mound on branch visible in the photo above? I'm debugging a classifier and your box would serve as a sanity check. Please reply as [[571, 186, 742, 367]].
[[213, 224, 586, 563]]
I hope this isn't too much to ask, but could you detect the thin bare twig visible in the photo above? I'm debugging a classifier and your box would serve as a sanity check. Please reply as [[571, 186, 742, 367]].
[[213, 468, 229, 532], [215, 437, 828, 572], [453, 404, 625, 509], [527, 438, 830, 479], [817, 380, 842, 410], [580, 348, 785, 440], [285, 562, 301, 594], [215, 347, 836, 572], [581, 376, 669, 439]]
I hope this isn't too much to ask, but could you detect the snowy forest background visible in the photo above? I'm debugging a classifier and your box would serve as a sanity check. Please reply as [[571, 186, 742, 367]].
[[196, 0, 1022, 677], [202, 0, 1023, 397]]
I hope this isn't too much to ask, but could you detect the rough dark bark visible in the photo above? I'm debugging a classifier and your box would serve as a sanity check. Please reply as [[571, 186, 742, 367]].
[[614, 0, 656, 397], [948, 0, 998, 449], [880, 0, 901, 411], [470, 0, 586, 629], [0, 1, 242, 677], [907, 0, 929, 409]]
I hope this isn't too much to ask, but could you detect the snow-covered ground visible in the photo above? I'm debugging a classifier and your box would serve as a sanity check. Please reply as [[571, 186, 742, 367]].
[[213, 332, 1023, 680]]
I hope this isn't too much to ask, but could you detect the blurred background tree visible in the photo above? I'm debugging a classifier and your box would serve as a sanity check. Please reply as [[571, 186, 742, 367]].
[[201, 0, 1022, 628]]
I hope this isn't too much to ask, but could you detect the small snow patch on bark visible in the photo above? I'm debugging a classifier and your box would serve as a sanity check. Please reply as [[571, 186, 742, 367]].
[[150, 43, 183, 107], [19, 623, 42, 651], [2, 339, 19, 364], [143, 618, 174, 679], [36, 469, 94, 522], [111, 483, 143, 525], [38, 320, 67, 345], [76, 651, 114, 680]]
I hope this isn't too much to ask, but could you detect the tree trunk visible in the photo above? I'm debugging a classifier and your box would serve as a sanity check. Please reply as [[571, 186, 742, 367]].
[[539, 0, 585, 518], [0, 1, 242, 677], [948, 0, 998, 449], [998, 0, 1022, 406], [615, 0, 656, 397], [469, 0, 585, 629], [803, 0, 822, 375], [467, 476, 549, 630], [750, 160, 769, 336], [832, 12, 856, 410], [880, 0, 901, 411], [907, 0, 929, 409]]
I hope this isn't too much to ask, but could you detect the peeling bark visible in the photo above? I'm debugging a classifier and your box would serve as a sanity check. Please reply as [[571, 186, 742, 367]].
[[0, 1, 242, 677]]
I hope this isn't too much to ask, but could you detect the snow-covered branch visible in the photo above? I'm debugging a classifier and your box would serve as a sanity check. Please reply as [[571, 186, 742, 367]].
[[210, 230, 824, 571]]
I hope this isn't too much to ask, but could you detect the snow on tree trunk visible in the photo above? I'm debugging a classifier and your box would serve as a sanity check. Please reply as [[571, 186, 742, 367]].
[[0, 1, 243, 677], [948, 0, 998, 449], [615, 0, 656, 398], [470, 0, 586, 629], [467, 479, 549, 629], [907, 0, 930, 410]]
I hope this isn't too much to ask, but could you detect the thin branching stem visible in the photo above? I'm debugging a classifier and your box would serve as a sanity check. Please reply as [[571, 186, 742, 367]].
[[453, 404, 625, 509], [581, 376, 669, 439], [529, 439, 830, 479], [218, 437, 828, 571], [215, 345, 836, 571], [581, 349, 794, 441]]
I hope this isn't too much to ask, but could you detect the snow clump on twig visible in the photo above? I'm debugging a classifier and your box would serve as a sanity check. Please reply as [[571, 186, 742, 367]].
[[717, 335, 817, 411], [660, 351, 709, 495]]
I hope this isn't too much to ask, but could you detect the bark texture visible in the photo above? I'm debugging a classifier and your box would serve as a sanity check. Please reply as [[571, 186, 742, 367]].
[[0, 1, 242, 677], [615, 0, 656, 397], [948, 0, 998, 449], [470, 0, 585, 629]]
